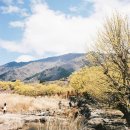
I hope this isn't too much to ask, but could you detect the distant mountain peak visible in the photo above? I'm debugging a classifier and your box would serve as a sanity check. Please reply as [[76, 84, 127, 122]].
[[0, 53, 88, 82]]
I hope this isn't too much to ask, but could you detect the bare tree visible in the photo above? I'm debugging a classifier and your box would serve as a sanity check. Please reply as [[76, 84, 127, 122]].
[[88, 13, 130, 125]]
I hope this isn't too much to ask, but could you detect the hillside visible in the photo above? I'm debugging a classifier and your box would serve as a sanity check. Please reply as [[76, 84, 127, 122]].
[[0, 53, 89, 82]]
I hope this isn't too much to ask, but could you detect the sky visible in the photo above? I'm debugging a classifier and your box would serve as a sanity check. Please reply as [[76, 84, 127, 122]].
[[0, 0, 130, 65]]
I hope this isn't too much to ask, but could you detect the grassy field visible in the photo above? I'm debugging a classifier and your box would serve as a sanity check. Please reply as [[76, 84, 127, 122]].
[[0, 93, 68, 113]]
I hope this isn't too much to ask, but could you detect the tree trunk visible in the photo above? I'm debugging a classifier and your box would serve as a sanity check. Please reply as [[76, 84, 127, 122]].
[[117, 103, 130, 126]]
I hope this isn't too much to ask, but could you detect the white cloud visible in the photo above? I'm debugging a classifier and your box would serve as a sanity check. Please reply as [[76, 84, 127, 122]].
[[1, 0, 130, 58], [0, 5, 20, 13], [0, 39, 29, 53], [0, 0, 24, 5], [9, 21, 25, 28], [15, 55, 35, 62], [17, 0, 24, 4], [69, 6, 78, 13], [21, 4, 96, 56], [69, 0, 93, 14], [0, 5, 29, 17]]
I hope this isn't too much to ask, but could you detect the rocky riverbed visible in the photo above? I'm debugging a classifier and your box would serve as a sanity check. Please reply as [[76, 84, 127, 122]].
[[0, 106, 128, 130], [0, 94, 128, 130], [87, 107, 127, 130]]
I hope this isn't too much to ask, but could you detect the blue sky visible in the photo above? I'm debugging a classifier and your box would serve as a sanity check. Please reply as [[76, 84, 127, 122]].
[[0, 0, 130, 65]]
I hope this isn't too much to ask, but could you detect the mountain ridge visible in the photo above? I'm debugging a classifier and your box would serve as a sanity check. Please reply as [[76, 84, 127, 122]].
[[0, 53, 88, 82]]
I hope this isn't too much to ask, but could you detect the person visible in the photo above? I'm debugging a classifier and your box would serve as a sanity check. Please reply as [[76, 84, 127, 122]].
[[69, 101, 72, 108], [3, 103, 7, 114], [74, 111, 78, 119], [58, 101, 62, 109]]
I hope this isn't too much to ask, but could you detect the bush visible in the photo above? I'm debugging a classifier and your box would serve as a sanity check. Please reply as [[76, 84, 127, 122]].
[[0, 80, 73, 97], [69, 66, 113, 101]]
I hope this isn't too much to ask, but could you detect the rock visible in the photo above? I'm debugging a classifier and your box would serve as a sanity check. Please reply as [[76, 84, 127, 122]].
[[79, 105, 91, 118], [0, 120, 24, 130], [104, 125, 127, 130], [40, 118, 46, 123], [87, 118, 104, 127], [85, 107, 128, 130], [87, 117, 127, 130], [94, 123, 106, 130], [0, 106, 128, 130], [0, 113, 48, 130], [90, 109, 104, 118], [36, 111, 49, 116]]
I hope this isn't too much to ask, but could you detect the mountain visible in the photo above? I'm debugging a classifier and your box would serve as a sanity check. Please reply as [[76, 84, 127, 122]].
[[0, 53, 89, 82]]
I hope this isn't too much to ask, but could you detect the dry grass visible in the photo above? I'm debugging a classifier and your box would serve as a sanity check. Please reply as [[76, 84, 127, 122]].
[[0, 93, 68, 113], [44, 117, 85, 130], [24, 117, 86, 130]]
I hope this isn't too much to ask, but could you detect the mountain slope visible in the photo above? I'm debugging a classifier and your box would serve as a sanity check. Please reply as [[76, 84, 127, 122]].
[[0, 53, 88, 82]]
